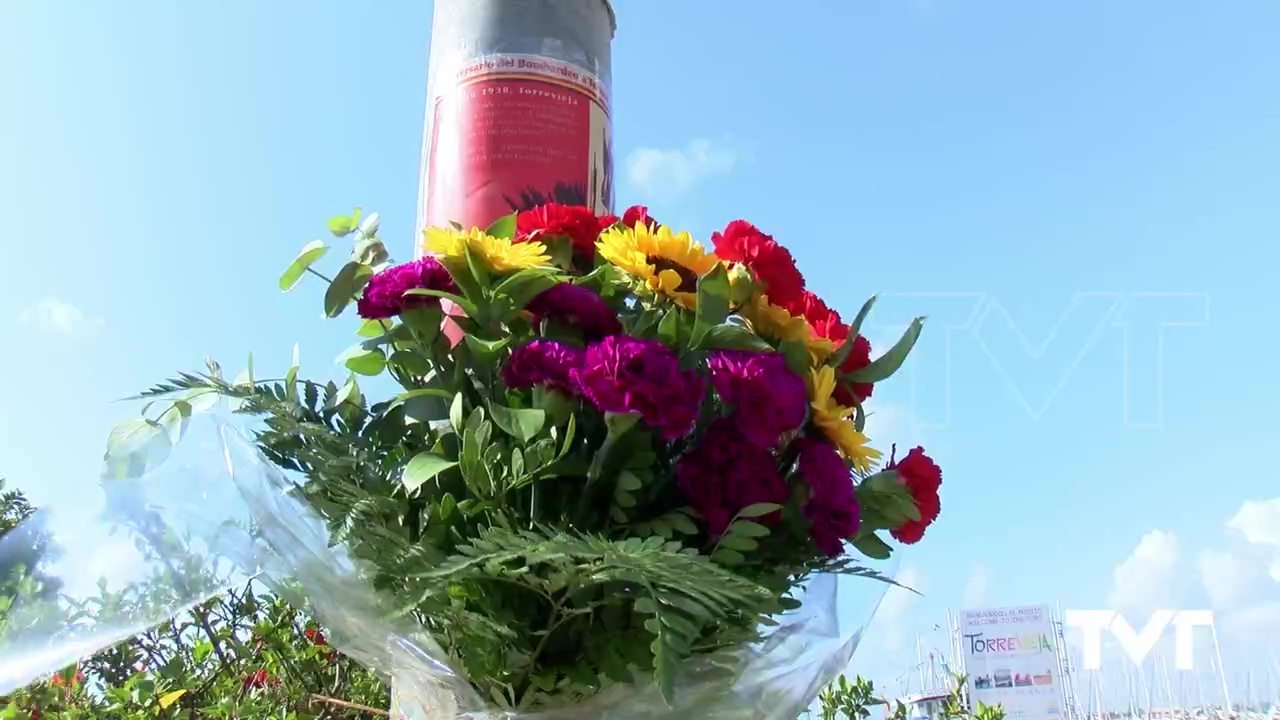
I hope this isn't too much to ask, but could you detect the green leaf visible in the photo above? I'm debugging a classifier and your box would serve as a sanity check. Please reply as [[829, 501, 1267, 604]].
[[847, 295, 878, 340], [717, 534, 758, 552], [324, 261, 374, 318], [844, 317, 924, 384], [279, 240, 329, 291], [338, 346, 387, 376], [778, 339, 811, 379], [699, 323, 775, 353], [328, 213, 358, 237], [326, 375, 360, 410], [106, 418, 165, 457], [691, 263, 732, 346], [861, 471, 921, 523], [356, 318, 389, 338], [656, 307, 681, 348], [736, 503, 782, 518], [389, 350, 432, 376], [588, 412, 642, 481], [402, 452, 458, 493], [669, 513, 699, 535], [488, 404, 546, 444], [492, 269, 561, 317], [852, 533, 893, 560], [403, 288, 478, 320], [617, 470, 643, 492], [829, 296, 878, 369], [710, 548, 746, 565], [449, 393, 465, 434], [463, 333, 510, 359], [485, 212, 517, 240], [726, 520, 771, 538], [389, 387, 453, 408]]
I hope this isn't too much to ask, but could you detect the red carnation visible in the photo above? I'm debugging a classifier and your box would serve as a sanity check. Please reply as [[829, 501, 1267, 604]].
[[305, 627, 327, 645], [243, 668, 280, 690], [787, 290, 875, 404], [516, 203, 603, 259], [711, 220, 805, 307], [887, 446, 942, 545], [600, 204, 658, 231]]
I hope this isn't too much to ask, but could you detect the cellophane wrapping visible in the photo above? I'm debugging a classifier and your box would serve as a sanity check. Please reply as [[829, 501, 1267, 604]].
[[0, 405, 897, 718]]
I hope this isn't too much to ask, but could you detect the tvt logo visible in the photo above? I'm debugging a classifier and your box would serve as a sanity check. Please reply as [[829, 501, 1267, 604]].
[[861, 292, 1209, 429]]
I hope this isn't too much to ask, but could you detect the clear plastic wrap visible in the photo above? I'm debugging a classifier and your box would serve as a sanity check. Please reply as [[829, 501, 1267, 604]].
[[0, 403, 898, 718]]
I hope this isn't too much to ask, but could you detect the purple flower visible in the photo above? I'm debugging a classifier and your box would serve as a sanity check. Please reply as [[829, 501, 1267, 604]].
[[356, 257, 458, 320], [526, 283, 622, 340], [795, 437, 860, 556], [707, 350, 807, 449], [676, 419, 789, 536], [503, 339, 585, 394], [572, 335, 705, 440]]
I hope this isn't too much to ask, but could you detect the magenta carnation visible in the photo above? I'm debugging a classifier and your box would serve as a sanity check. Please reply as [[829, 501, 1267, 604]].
[[707, 350, 807, 448], [795, 437, 860, 556], [572, 335, 705, 440], [502, 339, 585, 395], [356, 257, 458, 320], [526, 283, 622, 340], [676, 419, 789, 536]]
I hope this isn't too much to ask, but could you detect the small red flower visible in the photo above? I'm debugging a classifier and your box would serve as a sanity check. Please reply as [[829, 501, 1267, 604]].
[[48, 668, 83, 688], [515, 203, 604, 259], [600, 204, 658, 231], [242, 668, 279, 690], [887, 446, 942, 544], [710, 220, 805, 307], [786, 291, 876, 404]]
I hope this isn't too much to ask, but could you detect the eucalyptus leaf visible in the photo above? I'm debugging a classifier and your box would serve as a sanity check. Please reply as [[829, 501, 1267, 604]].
[[488, 404, 546, 444], [402, 452, 459, 493], [279, 240, 329, 291], [324, 261, 374, 318], [339, 347, 386, 377], [851, 533, 893, 560], [328, 213, 358, 237]]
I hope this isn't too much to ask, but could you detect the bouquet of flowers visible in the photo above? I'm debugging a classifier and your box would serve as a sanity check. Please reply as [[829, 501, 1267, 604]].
[[131, 203, 943, 716]]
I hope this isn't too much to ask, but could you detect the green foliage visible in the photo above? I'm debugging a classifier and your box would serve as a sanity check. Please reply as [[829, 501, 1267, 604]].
[[0, 485, 391, 718], [814, 673, 1005, 720]]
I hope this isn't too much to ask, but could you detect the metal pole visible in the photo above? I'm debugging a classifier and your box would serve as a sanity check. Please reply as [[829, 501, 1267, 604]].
[[396, 4, 616, 717], [414, 0, 617, 248]]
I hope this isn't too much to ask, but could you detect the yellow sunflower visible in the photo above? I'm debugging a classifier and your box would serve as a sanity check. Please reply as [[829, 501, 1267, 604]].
[[742, 295, 839, 363], [809, 365, 881, 474], [596, 223, 718, 309], [422, 226, 550, 274]]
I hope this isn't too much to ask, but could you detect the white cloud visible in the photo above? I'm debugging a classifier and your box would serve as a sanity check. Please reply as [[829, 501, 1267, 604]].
[[1227, 497, 1280, 549], [1198, 549, 1263, 609], [17, 297, 104, 339], [625, 139, 742, 198], [963, 563, 991, 609], [1107, 529, 1179, 609]]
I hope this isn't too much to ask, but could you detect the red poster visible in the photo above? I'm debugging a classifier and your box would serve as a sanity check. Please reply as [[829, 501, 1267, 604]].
[[419, 54, 612, 237]]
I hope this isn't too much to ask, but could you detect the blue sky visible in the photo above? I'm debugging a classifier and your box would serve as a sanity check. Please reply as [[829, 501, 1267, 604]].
[[3, 0, 1280, 709]]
